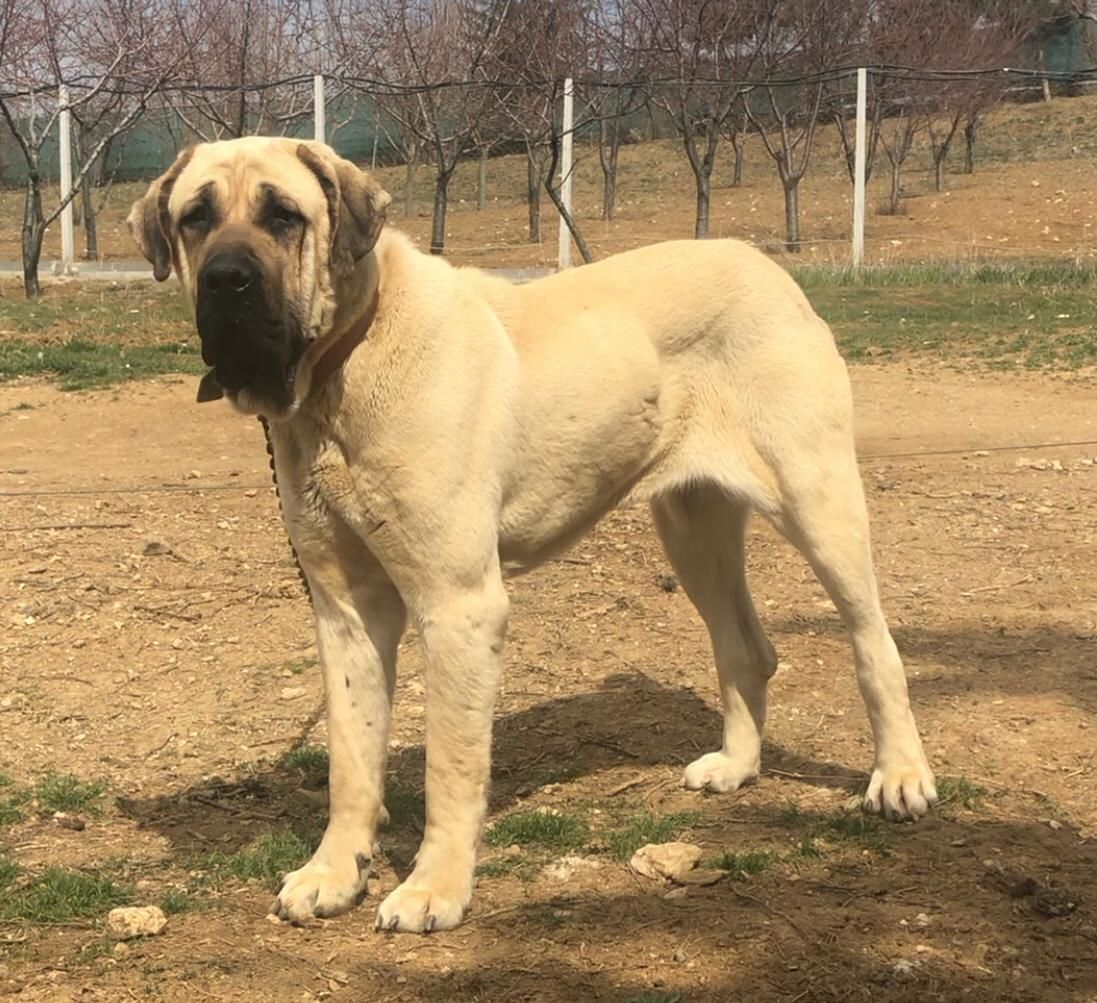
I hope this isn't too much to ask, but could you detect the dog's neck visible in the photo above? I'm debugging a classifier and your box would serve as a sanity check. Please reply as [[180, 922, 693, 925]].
[[304, 249, 381, 397]]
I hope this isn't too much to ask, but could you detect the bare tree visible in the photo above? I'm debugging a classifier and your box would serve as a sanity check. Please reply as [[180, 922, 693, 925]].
[[919, 3, 1033, 192], [376, 0, 512, 256], [631, 0, 778, 240], [0, 0, 176, 298], [745, 0, 864, 252]]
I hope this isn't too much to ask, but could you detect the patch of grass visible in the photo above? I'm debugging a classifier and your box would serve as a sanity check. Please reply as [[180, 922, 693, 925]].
[[936, 776, 989, 811], [279, 745, 329, 785], [776, 802, 805, 827], [33, 773, 107, 814], [485, 810, 589, 853], [621, 993, 684, 1003], [709, 849, 775, 881], [605, 811, 702, 862], [198, 830, 314, 889], [788, 262, 1097, 370], [77, 938, 116, 964], [0, 856, 21, 887], [475, 855, 539, 881], [0, 772, 30, 826], [0, 867, 133, 922], [795, 837, 824, 859], [0, 339, 203, 391], [160, 888, 201, 915], [821, 810, 887, 851]]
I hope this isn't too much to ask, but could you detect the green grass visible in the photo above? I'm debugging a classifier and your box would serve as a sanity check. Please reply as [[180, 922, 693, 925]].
[[160, 888, 201, 915], [475, 855, 539, 881], [385, 783, 424, 829], [485, 810, 590, 853], [197, 830, 314, 889], [0, 338, 203, 390], [797, 261, 1097, 369], [605, 811, 702, 862], [0, 856, 21, 887], [279, 745, 329, 786], [709, 849, 775, 881], [821, 810, 886, 850], [935, 776, 989, 811], [0, 866, 133, 922], [795, 837, 824, 859], [33, 773, 107, 814]]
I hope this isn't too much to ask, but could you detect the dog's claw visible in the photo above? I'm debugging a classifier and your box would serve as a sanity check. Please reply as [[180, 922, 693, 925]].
[[424, 914, 436, 933], [386, 914, 400, 932]]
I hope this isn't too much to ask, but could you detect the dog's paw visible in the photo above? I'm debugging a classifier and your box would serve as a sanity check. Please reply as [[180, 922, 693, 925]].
[[374, 872, 471, 934], [682, 750, 759, 794], [863, 757, 938, 821], [270, 848, 372, 923]]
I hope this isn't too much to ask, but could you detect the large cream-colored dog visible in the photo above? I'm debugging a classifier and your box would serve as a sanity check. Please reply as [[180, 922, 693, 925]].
[[129, 136, 937, 934]]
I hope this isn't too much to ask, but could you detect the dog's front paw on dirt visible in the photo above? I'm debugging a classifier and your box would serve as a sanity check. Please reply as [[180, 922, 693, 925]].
[[271, 849, 372, 923], [863, 758, 938, 821], [682, 750, 759, 794], [374, 873, 470, 933]]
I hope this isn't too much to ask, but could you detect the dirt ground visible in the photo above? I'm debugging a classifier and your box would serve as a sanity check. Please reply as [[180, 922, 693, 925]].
[[1, 361, 1096, 1002]]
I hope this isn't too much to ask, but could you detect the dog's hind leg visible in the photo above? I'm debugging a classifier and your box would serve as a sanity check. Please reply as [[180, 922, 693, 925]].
[[652, 484, 777, 794], [764, 433, 936, 821]]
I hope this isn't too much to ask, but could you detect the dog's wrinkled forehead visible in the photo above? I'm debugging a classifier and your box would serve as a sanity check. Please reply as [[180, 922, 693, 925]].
[[169, 138, 326, 226]]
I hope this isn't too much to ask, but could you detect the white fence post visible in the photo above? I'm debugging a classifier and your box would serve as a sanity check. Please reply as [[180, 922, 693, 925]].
[[852, 67, 867, 272], [59, 85, 75, 269], [557, 76, 574, 271], [313, 74, 326, 143]]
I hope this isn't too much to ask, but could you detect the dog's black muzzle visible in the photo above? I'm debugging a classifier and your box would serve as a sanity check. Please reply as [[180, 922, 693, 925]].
[[195, 247, 303, 407]]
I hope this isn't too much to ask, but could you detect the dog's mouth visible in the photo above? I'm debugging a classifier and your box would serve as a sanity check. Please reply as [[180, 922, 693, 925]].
[[195, 353, 301, 405]]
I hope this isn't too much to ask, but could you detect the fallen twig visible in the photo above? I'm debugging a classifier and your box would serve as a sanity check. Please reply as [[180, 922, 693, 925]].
[[961, 574, 1034, 597]]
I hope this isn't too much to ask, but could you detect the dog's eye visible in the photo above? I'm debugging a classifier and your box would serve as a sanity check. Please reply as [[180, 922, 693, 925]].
[[180, 205, 211, 232], [270, 204, 303, 232]]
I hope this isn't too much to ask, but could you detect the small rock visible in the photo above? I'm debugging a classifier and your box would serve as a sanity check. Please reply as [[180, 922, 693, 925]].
[[673, 947, 687, 963], [1033, 888, 1078, 918], [913, 912, 931, 928], [892, 958, 919, 980], [543, 854, 603, 882], [112, 941, 130, 959], [972, 450, 989, 458], [142, 537, 173, 557], [280, 686, 307, 701], [630, 842, 703, 883], [107, 906, 167, 939], [53, 812, 85, 832], [656, 574, 678, 593], [244, 489, 258, 498]]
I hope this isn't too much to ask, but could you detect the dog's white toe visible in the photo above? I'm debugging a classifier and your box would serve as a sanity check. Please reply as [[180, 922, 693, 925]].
[[682, 750, 759, 793], [271, 848, 372, 923]]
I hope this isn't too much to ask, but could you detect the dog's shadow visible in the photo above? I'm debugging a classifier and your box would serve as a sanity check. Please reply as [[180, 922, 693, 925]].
[[116, 671, 862, 859]]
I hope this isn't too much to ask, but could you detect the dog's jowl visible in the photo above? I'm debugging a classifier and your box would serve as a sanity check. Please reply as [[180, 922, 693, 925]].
[[129, 136, 937, 934]]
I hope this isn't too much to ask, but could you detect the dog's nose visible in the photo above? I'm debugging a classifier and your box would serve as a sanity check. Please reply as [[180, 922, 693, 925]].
[[200, 253, 257, 296]]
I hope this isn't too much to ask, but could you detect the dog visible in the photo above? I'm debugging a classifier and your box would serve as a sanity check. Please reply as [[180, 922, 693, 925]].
[[128, 136, 937, 934]]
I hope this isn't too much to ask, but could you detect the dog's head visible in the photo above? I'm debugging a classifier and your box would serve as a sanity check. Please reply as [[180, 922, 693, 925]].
[[127, 137, 390, 416]]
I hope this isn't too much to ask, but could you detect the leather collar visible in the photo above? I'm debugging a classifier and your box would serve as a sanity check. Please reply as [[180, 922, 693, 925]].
[[196, 287, 379, 404]]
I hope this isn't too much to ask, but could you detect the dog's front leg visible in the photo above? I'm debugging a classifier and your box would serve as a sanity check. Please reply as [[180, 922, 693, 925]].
[[273, 575, 405, 922], [375, 572, 508, 933]]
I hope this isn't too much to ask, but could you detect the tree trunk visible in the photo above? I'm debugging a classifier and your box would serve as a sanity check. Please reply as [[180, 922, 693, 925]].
[[1039, 46, 1052, 102], [82, 168, 98, 259], [599, 114, 621, 222], [527, 151, 541, 244], [403, 155, 416, 217], [544, 179, 594, 264], [430, 171, 449, 255], [889, 157, 902, 214], [693, 170, 711, 240], [783, 177, 801, 253], [732, 136, 745, 187], [21, 179, 45, 300], [964, 119, 977, 174], [477, 145, 488, 211]]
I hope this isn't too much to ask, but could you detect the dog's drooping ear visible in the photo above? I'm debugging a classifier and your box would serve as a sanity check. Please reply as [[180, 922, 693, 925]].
[[297, 142, 392, 273], [126, 147, 195, 281]]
